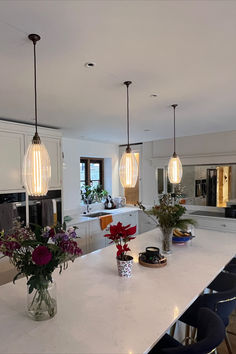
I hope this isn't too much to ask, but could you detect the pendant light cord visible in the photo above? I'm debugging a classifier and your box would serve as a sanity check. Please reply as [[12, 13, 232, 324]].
[[124, 81, 132, 153], [29, 34, 41, 143], [33, 41, 38, 134], [126, 84, 130, 148], [173, 106, 176, 154], [171, 104, 178, 156]]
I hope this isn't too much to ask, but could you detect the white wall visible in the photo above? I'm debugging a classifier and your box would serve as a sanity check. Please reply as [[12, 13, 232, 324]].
[[62, 137, 119, 213]]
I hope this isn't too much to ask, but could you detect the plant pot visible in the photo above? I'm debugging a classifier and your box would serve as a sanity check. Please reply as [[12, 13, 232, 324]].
[[160, 227, 173, 254], [27, 277, 57, 321], [117, 255, 133, 277]]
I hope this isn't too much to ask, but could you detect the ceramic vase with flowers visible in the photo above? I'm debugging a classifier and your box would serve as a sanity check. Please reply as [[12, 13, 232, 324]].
[[0, 221, 82, 321], [150, 194, 196, 254], [104, 222, 136, 277]]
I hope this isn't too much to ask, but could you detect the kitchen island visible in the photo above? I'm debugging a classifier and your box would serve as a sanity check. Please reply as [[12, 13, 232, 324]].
[[0, 228, 235, 354]]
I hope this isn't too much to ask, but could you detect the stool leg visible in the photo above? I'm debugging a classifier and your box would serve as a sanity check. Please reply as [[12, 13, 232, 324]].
[[185, 325, 190, 345], [191, 327, 197, 342], [170, 323, 176, 337], [225, 332, 233, 354]]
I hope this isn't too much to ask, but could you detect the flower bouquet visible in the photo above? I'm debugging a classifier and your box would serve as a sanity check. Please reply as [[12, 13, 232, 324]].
[[0, 221, 82, 321], [104, 222, 136, 277], [150, 193, 196, 254]]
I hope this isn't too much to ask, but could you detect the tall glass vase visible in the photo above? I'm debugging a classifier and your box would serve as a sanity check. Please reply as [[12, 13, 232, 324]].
[[160, 227, 173, 254], [27, 277, 57, 321]]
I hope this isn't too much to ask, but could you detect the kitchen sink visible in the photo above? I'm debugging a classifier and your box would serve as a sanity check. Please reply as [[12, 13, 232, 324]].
[[86, 212, 112, 218]]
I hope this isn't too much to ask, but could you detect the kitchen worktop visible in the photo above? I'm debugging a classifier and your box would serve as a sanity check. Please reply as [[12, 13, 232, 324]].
[[66, 206, 140, 225], [0, 228, 235, 354]]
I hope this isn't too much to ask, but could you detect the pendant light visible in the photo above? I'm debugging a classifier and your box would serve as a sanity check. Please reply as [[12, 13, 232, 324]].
[[119, 81, 138, 188], [22, 34, 51, 196], [167, 104, 183, 184]]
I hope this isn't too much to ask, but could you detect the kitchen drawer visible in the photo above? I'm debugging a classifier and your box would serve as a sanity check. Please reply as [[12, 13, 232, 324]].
[[192, 216, 236, 233]]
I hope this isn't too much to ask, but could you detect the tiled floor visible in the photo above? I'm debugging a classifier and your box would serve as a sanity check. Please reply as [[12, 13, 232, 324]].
[[218, 314, 236, 354]]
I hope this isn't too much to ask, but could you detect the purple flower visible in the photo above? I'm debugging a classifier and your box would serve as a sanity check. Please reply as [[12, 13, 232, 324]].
[[52, 232, 69, 242], [59, 240, 82, 256], [68, 227, 77, 238]]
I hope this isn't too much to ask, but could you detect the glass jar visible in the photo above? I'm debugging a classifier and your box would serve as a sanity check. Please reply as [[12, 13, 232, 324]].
[[27, 278, 57, 321], [160, 227, 173, 254]]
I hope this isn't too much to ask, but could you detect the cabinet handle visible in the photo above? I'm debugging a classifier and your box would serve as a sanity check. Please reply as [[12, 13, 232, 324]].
[[221, 224, 226, 227]]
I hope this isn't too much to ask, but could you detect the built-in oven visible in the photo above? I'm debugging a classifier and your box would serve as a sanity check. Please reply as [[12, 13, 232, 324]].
[[0, 192, 26, 232], [29, 190, 62, 227]]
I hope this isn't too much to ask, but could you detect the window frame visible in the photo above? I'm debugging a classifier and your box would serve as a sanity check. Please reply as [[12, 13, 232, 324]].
[[80, 157, 104, 189]]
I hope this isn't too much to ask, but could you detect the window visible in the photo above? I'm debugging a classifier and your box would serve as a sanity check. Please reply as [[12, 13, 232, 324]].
[[80, 158, 104, 189]]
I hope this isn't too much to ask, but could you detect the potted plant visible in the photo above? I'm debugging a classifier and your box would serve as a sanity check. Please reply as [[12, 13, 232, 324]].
[[150, 193, 196, 254], [104, 222, 136, 277], [94, 185, 108, 202], [81, 185, 95, 204], [0, 221, 82, 321]]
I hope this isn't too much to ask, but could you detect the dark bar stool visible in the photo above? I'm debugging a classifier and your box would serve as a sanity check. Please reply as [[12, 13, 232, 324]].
[[224, 257, 236, 274], [148, 307, 225, 354], [179, 272, 236, 354]]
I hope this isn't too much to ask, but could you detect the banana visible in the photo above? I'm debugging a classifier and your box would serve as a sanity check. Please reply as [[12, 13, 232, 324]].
[[173, 229, 190, 238]]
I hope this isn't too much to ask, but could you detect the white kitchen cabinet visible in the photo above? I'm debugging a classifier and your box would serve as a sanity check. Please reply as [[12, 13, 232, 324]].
[[0, 121, 62, 193], [88, 219, 106, 253], [110, 211, 139, 234], [138, 210, 157, 234], [70, 210, 140, 255], [0, 131, 24, 192], [74, 222, 88, 255], [189, 214, 236, 233]]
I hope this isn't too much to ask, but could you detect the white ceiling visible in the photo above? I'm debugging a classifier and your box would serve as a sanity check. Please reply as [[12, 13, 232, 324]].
[[0, 1, 236, 144]]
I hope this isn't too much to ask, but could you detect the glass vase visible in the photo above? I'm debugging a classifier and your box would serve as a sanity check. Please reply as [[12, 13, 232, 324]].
[[27, 278, 57, 321], [160, 227, 173, 254]]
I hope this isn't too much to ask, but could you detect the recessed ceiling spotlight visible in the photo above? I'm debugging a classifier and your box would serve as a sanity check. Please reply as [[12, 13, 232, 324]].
[[84, 62, 96, 68], [150, 94, 158, 98]]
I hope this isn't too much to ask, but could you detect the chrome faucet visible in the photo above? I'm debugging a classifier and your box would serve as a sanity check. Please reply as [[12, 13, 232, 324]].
[[86, 201, 91, 214]]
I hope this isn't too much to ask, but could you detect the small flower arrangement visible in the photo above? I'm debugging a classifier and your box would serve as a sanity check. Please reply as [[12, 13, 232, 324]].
[[149, 193, 195, 231], [0, 220, 82, 320], [104, 222, 136, 261]]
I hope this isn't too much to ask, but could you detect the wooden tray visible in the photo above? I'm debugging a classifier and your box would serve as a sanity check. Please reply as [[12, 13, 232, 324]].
[[139, 257, 167, 268]]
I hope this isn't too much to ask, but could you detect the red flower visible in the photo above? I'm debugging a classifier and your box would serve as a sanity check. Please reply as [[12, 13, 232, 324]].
[[32, 246, 52, 266], [116, 244, 130, 257], [105, 222, 136, 241]]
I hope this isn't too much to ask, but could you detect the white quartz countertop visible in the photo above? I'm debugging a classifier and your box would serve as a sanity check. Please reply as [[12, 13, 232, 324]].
[[67, 206, 140, 224], [0, 228, 235, 354]]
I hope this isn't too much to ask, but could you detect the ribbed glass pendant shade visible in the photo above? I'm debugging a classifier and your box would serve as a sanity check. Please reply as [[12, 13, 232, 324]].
[[168, 154, 183, 184], [23, 141, 51, 196], [119, 151, 138, 188]]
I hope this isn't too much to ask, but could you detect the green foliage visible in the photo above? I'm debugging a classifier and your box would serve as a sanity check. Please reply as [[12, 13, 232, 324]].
[[81, 184, 108, 203], [149, 193, 196, 230]]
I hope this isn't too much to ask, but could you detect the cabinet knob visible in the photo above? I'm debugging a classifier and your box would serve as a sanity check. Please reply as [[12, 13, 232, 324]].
[[221, 224, 226, 227]]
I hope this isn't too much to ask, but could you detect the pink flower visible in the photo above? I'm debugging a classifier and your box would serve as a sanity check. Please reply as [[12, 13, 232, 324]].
[[32, 246, 52, 266]]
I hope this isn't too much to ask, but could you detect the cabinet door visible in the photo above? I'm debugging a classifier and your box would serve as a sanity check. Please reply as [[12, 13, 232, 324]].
[[74, 222, 88, 255], [112, 212, 139, 235], [0, 131, 24, 191], [25, 135, 62, 189], [88, 220, 106, 253], [138, 210, 157, 234]]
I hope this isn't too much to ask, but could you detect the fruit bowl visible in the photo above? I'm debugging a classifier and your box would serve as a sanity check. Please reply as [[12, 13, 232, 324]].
[[172, 229, 191, 244]]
